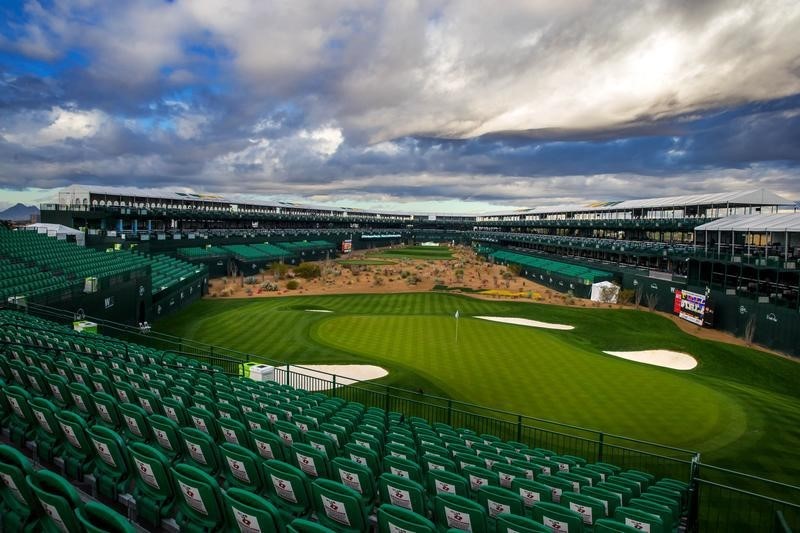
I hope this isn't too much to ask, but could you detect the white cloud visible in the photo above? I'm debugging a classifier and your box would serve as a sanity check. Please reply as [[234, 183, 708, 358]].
[[3, 106, 109, 146]]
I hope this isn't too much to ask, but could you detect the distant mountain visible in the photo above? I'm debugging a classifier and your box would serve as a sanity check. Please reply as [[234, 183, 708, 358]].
[[0, 203, 39, 221]]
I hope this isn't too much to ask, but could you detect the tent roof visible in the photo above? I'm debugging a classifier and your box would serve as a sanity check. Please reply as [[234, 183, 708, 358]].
[[694, 213, 800, 232], [25, 223, 83, 236]]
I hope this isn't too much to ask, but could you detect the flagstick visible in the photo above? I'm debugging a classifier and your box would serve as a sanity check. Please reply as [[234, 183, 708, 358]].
[[455, 315, 459, 344]]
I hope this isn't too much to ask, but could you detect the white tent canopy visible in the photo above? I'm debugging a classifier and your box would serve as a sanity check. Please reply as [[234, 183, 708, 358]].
[[694, 213, 800, 233], [25, 223, 85, 246]]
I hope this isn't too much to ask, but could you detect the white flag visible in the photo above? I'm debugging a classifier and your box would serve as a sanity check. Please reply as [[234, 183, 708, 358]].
[[454, 310, 460, 319]]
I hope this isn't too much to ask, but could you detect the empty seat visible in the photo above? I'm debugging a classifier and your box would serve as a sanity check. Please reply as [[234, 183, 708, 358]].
[[128, 442, 176, 528], [531, 501, 585, 533], [377, 503, 437, 533], [171, 463, 226, 531], [434, 492, 488, 533], [311, 477, 371, 533], [223, 487, 285, 533], [26, 469, 83, 533], [0, 444, 39, 531], [75, 500, 136, 533], [263, 459, 314, 520]]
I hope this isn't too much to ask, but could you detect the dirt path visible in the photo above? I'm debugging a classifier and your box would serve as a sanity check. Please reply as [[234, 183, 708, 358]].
[[205, 245, 782, 358]]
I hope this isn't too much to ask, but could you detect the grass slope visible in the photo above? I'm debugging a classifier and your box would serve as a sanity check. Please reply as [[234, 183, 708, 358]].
[[155, 292, 800, 483]]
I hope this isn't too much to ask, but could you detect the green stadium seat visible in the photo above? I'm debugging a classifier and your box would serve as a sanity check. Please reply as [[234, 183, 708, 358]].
[[422, 452, 458, 474], [384, 454, 425, 485], [613, 505, 665, 533], [223, 487, 286, 533], [350, 430, 383, 456], [427, 469, 470, 500], [26, 469, 83, 533], [220, 442, 265, 492], [28, 397, 64, 463], [148, 414, 184, 461], [477, 485, 525, 529], [0, 444, 39, 532], [293, 442, 332, 479], [619, 471, 650, 492], [629, 498, 674, 530], [180, 426, 222, 476], [91, 391, 122, 431], [640, 492, 680, 522], [593, 518, 643, 532], [67, 381, 96, 421], [343, 443, 382, 478], [305, 429, 339, 459], [119, 402, 152, 443], [24, 365, 48, 396], [560, 492, 607, 528], [55, 409, 95, 480], [596, 481, 633, 505], [647, 484, 684, 513], [492, 461, 528, 489], [582, 486, 623, 517], [556, 470, 593, 492], [288, 518, 337, 532], [537, 474, 577, 503], [263, 459, 314, 519], [434, 492, 488, 533], [128, 442, 176, 528], [495, 513, 551, 532], [462, 464, 499, 496], [311, 477, 371, 532], [244, 411, 273, 432], [378, 503, 437, 533], [276, 419, 304, 448], [75, 500, 136, 533], [531, 501, 585, 532], [171, 463, 226, 531], [3, 385, 36, 447], [211, 407, 244, 440], [379, 472, 428, 515], [112, 381, 138, 406], [606, 476, 641, 498], [86, 424, 131, 500], [250, 428, 287, 461], [188, 405, 223, 442], [44, 373, 71, 410]]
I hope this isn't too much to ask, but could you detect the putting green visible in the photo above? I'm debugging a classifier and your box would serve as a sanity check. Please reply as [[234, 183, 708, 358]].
[[312, 315, 745, 451], [155, 292, 800, 483], [370, 245, 454, 260]]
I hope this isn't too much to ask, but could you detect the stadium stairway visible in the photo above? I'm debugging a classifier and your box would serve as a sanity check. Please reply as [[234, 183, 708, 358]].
[[0, 309, 690, 532]]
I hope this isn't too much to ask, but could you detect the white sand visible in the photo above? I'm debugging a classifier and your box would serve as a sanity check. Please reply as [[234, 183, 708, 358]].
[[305, 309, 333, 313], [603, 350, 698, 371], [274, 364, 388, 391], [474, 315, 575, 331]]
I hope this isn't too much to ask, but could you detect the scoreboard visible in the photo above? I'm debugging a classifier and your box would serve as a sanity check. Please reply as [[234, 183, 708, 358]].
[[674, 289, 708, 326]]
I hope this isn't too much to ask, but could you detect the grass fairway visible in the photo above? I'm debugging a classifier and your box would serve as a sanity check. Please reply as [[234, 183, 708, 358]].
[[370, 245, 453, 260], [155, 292, 800, 483]]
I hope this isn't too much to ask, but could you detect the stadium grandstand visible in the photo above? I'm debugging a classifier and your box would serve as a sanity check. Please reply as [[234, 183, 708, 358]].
[[0, 184, 798, 532], [37, 185, 800, 355]]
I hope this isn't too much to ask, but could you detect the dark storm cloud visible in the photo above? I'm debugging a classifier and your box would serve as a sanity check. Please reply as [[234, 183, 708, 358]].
[[0, 0, 798, 206]]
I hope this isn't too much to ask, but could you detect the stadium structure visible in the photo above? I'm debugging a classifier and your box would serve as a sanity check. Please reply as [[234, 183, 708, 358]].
[[34, 185, 800, 355], [0, 183, 797, 531]]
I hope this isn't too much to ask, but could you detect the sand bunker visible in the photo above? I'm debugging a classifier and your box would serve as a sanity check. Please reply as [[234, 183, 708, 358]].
[[305, 309, 333, 313], [274, 364, 388, 391], [475, 316, 575, 331], [603, 350, 698, 371]]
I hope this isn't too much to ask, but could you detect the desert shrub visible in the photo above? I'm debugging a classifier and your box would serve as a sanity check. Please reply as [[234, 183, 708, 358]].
[[261, 282, 278, 291], [271, 262, 289, 280], [294, 262, 321, 279], [286, 279, 300, 290], [244, 276, 258, 285], [618, 289, 635, 305]]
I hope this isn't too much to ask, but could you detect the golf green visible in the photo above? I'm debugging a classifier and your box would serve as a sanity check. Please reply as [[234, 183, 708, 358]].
[[155, 292, 800, 483], [370, 245, 454, 260]]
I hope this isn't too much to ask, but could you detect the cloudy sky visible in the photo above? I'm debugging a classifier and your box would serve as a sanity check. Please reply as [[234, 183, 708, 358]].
[[1, 0, 799, 213]]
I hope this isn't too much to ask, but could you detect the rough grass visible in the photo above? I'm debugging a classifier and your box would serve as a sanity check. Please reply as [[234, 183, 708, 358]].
[[155, 292, 800, 485]]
